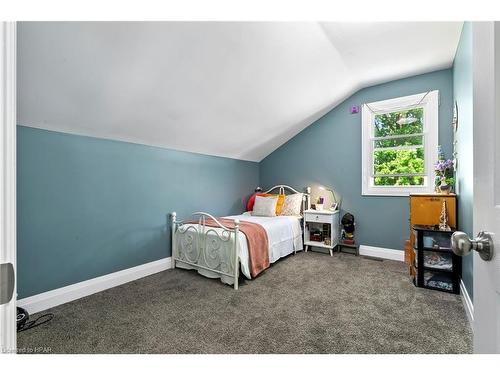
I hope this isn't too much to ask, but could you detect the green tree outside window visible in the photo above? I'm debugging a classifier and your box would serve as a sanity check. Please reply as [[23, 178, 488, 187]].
[[373, 108, 425, 186]]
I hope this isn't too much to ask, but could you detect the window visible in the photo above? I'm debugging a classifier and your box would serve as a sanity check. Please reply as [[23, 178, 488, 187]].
[[362, 91, 439, 196]]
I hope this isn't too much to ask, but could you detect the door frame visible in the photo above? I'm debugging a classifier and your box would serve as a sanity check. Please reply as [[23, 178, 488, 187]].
[[0, 21, 17, 354], [472, 21, 500, 353]]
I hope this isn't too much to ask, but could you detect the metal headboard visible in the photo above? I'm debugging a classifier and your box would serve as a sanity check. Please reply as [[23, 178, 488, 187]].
[[263, 184, 302, 195]]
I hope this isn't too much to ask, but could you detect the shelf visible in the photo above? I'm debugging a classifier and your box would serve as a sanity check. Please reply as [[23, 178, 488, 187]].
[[424, 282, 455, 292], [412, 276, 457, 293], [304, 241, 334, 249], [413, 246, 453, 254], [413, 248, 454, 273], [413, 262, 454, 273], [412, 224, 455, 233], [339, 242, 357, 248], [421, 283, 454, 293], [414, 263, 454, 273], [423, 266, 454, 273]]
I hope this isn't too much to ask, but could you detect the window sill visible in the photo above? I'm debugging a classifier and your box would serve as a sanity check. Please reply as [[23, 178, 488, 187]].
[[362, 186, 434, 197]]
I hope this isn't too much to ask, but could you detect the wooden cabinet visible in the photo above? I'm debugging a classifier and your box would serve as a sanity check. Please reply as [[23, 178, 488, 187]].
[[406, 194, 457, 275]]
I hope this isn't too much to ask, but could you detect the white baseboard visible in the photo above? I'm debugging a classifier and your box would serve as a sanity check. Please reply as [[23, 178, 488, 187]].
[[460, 278, 474, 331], [359, 245, 404, 262], [18, 257, 171, 314]]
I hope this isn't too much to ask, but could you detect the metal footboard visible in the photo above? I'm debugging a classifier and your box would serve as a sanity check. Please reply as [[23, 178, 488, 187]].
[[171, 212, 240, 290]]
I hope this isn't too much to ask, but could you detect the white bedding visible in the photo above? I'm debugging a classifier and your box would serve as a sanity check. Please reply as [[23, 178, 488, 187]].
[[225, 213, 303, 278], [176, 213, 303, 282]]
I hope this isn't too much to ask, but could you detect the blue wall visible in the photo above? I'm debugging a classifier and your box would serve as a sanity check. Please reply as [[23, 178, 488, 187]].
[[453, 23, 474, 301], [17, 126, 259, 298], [260, 69, 454, 251]]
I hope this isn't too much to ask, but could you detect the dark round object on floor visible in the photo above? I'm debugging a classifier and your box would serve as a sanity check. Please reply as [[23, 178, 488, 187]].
[[342, 213, 355, 234], [341, 213, 355, 226]]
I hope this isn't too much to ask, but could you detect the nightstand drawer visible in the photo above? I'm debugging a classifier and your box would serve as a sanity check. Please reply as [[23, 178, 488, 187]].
[[305, 212, 332, 224]]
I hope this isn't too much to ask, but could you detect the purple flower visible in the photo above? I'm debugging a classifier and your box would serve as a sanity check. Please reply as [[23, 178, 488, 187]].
[[434, 159, 454, 174]]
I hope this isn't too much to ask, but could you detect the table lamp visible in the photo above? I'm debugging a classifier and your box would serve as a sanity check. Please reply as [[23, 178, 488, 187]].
[[318, 185, 339, 211]]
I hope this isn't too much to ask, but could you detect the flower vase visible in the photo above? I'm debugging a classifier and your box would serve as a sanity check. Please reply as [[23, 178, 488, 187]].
[[438, 176, 451, 195], [435, 176, 441, 193]]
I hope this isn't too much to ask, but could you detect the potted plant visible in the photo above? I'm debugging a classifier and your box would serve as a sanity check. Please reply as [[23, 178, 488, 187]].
[[434, 158, 455, 194]]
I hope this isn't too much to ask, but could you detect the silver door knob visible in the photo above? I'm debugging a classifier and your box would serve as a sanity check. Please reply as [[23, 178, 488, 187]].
[[451, 231, 494, 261]]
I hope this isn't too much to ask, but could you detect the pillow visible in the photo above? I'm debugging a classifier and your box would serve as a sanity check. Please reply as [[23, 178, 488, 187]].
[[252, 195, 278, 217], [246, 193, 265, 212], [280, 193, 304, 216], [261, 194, 286, 215]]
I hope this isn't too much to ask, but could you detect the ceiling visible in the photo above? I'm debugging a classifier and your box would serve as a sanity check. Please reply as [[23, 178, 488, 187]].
[[17, 22, 463, 161]]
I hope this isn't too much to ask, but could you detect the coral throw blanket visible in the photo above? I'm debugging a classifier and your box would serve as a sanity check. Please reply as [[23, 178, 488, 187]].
[[197, 218, 270, 278]]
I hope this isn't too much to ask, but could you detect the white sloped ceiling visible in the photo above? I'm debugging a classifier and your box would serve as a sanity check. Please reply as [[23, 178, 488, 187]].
[[17, 22, 462, 161]]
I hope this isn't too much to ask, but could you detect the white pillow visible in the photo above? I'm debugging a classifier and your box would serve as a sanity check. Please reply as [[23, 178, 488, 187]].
[[252, 195, 278, 217], [280, 193, 303, 216]]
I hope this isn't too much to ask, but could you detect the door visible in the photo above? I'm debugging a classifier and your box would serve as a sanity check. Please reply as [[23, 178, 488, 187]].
[[0, 21, 17, 354], [472, 21, 500, 354]]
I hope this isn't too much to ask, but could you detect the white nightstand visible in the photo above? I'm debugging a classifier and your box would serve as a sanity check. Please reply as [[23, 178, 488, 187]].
[[303, 209, 339, 256]]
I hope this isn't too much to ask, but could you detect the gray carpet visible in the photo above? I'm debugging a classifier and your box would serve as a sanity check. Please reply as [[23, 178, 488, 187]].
[[17, 252, 472, 353]]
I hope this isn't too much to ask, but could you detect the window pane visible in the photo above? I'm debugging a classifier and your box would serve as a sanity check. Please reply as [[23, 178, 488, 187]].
[[374, 107, 423, 137], [374, 176, 425, 186], [373, 148, 424, 176], [374, 135, 423, 148]]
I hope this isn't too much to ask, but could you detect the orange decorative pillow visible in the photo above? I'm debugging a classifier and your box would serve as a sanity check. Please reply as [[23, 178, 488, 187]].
[[262, 194, 286, 215]]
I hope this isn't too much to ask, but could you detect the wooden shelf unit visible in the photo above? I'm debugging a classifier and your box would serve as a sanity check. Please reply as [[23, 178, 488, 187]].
[[412, 225, 461, 294], [406, 193, 457, 277]]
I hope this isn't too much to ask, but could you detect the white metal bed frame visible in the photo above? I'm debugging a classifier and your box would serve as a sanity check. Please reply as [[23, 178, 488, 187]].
[[171, 185, 310, 290]]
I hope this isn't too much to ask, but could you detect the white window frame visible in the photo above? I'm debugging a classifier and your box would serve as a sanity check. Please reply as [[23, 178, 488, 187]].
[[361, 90, 439, 196]]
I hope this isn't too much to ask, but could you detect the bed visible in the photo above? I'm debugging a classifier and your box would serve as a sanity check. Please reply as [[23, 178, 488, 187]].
[[171, 185, 310, 289]]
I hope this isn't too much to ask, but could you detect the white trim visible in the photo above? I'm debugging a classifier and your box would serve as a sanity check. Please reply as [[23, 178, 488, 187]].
[[0, 21, 17, 354], [18, 257, 172, 315], [359, 245, 404, 262], [460, 278, 474, 332], [361, 91, 439, 196]]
